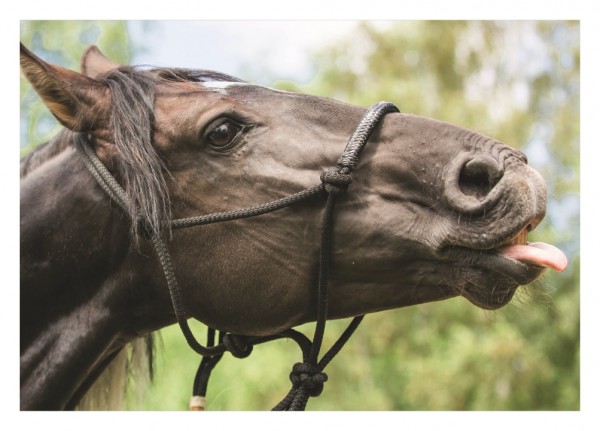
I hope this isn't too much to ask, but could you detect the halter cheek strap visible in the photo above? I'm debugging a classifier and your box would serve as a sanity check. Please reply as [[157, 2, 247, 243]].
[[76, 101, 399, 411]]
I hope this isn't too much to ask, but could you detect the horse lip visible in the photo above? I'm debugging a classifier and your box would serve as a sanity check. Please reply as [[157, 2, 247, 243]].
[[439, 225, 529, 260], [439, 225, 545, 287], [436, 243, 543, 310], [483, 224, 533, 249], [505, 227, 529, 246]]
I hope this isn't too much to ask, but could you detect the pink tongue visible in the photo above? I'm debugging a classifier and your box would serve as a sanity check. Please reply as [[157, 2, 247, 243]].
[[498, 242, 568, 272]]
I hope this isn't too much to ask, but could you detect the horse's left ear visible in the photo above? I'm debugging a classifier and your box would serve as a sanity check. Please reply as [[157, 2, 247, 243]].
[[81, 45, 120, 78], [20, 43, 109, 132]]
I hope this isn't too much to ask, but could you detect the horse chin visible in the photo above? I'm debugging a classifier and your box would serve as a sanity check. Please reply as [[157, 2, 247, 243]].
[[460, 279, 519, 310]]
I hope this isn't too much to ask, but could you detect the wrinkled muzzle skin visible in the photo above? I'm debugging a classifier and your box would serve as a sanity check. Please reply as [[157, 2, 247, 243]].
[[326, 113, 549, 314]]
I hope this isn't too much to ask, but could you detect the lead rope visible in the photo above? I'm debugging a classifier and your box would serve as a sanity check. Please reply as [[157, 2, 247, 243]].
[[75, 101, 399, 411]]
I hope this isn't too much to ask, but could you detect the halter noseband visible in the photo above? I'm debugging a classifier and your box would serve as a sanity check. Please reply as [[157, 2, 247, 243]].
[[76, 101, 400, 411]]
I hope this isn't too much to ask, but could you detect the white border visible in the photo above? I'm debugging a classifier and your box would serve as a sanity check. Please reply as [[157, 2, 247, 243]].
[[4, 1, 597, 430]]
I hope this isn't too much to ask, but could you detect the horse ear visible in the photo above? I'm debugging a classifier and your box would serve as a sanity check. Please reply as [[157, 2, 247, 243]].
[[20, 43, 109, 132], [80, 45, 120, 78]]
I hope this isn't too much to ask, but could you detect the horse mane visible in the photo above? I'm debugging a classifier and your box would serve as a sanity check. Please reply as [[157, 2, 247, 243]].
[[94, 66, 170, 240], [153, 67, 245, 84]]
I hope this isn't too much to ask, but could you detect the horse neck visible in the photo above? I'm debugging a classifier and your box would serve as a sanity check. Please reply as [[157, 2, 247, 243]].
[[20, 132, 171, 410]]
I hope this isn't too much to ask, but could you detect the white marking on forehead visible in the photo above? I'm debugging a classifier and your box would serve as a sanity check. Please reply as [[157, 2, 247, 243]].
[[202, 81, 247, 90], [200, 81, 250, 94], [201, 81, 296, 96]]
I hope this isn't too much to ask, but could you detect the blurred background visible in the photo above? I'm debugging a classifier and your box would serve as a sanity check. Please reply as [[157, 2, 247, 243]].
[[20, 20, 580, 410]]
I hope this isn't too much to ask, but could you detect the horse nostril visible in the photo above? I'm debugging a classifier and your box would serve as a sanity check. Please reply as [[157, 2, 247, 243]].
[[458, 157, 503, 200]]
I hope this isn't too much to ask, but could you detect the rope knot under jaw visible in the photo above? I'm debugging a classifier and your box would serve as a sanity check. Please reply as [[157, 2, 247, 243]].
[[289, 362, 328, 397], [320, 167, 352, 195], [222, 333, 253, 359]]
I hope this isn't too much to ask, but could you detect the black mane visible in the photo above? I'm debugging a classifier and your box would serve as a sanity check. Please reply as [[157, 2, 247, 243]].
[[95, 66, 169, 240], [153, 67, 245, 83]]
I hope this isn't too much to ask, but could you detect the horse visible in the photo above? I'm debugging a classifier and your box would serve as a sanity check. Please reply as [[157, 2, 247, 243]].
[[20, 43, 568, 411]]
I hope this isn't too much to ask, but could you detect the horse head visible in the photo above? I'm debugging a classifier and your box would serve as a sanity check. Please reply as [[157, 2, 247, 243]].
[[20, 43, 567, 410]]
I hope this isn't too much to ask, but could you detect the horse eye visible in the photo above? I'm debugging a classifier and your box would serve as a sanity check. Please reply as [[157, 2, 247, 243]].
[[206, 120, 243, 150]]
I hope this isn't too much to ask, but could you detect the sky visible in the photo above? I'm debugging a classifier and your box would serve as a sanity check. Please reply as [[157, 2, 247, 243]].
[[127, 21, 374, 84]]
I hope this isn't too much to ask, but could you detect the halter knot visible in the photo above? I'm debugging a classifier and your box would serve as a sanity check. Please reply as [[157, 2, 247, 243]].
[[222, 333, 253, 358], [289, 362, 328, 397], [320, 167, 352, 195]]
